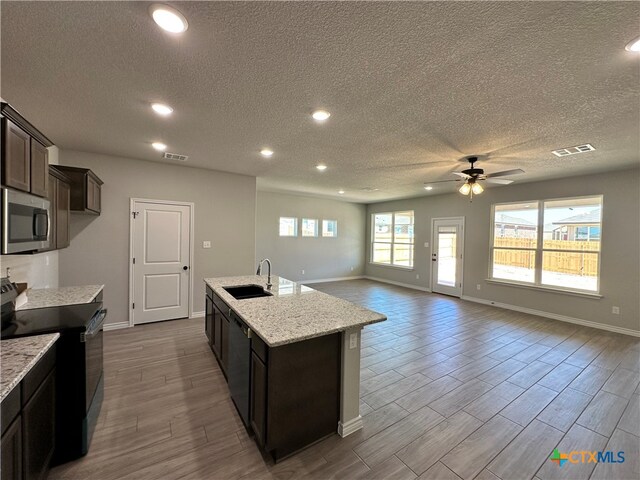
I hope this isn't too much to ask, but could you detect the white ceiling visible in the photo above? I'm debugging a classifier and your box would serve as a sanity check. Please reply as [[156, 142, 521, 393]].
[[2, 1, 639, 202]]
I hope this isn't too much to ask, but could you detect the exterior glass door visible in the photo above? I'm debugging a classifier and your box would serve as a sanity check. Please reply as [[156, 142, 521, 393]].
[[431, 218, 464, 297]]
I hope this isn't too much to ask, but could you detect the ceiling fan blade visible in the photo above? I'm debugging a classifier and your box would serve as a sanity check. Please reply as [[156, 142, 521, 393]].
[[484, 178, 514, 185], [426, 179, 462, 184], [452, 172, 471, 178], [486, 168, 525, 178]]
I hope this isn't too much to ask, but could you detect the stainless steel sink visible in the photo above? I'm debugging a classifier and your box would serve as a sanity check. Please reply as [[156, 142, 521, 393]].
[[223, 285, 273, 300]]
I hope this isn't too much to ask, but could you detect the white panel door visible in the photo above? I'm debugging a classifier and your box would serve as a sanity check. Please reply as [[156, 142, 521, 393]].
[[133, 201, 190, 324], [431, 218, 465, 297]]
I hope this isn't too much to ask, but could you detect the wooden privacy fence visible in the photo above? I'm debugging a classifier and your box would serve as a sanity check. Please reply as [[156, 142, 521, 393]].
[[493, 238, 599, 276]]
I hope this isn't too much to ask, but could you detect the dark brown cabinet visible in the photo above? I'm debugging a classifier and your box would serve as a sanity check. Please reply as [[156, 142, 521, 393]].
[[205, 286, 231, 376], [52, 166, 103, 215], [41, 167, 71, 252], [0, 343, 56, 480], [1, 103, 53, 198], [29, 140, 48, 198], [22, 369, 56, 480], [250, 352, 267, 447]]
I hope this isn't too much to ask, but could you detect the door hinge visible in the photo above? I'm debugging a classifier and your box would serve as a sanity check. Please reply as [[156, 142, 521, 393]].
[[132, 257, 135, 264], [132, 303, 135, 309]]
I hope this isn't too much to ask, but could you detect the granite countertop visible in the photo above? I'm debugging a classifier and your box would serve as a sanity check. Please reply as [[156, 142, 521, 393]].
[[16, 285, 104, 310], [204, 275, 386, 347], [1, 333, 59, 402]]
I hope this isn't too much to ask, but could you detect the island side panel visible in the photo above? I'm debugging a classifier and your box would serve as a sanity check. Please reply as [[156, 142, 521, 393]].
[[338, 326, 363, 437]]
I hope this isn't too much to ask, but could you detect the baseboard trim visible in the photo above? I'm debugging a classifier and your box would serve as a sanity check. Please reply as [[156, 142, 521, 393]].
[[302, 276, 365, 285], [338, 415, 363, 437], [461, 295, 640, 338], [364, 276, 431, 293], [103, 321, 131, 331], [190, 310, 205, 319]]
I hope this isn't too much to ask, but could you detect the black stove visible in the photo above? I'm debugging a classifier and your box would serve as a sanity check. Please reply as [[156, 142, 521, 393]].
[[0, 277, 107, 465]]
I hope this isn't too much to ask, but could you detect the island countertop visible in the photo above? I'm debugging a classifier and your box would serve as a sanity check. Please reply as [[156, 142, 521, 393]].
[[16, 285, 104, 311], [204, 275, 386, 347], [0, 333, 59, 402]]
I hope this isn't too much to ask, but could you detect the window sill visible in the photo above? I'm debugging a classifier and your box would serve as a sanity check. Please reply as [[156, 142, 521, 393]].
[[485, 279, 603, 299], [369, 263, 414, 271]]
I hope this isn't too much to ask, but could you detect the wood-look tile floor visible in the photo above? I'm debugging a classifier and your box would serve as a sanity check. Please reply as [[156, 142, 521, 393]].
[[50, 279, 640, 480]]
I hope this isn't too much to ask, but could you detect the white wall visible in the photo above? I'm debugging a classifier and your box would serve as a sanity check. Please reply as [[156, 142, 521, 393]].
[[58, 150, 257, 326], [366, 168, 640, 334], [256, 191, 366, 282], [0, 146, 60, 288]]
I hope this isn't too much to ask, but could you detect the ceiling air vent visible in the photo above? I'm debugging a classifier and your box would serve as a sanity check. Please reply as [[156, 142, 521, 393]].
[[552, 144, 595, 157], [163, 152, 189, 162]]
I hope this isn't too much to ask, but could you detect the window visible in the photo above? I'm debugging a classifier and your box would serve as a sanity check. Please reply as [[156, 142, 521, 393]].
[[322, 219, 338, 237], [372, 210, 414, 267], [301, 218, 318, 237], [490, 196, 602, 292], [279, 217, 297, 236]]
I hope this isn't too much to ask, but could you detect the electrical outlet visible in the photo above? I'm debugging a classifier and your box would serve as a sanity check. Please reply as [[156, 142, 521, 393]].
[[612, 306, 620, 314], [416, 274, 420, 279], [301, 269, 305, 275], [350, 266, 354, 272], [202, 241, 211, 249], [477, 284, 481, 290], [46, 256, 50, 266], [349, 333, 358, 349], [424, 242, 429, 248]]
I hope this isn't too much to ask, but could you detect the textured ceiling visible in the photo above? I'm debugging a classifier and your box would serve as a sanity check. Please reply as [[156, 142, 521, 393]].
[[1, 1, 639, 202]]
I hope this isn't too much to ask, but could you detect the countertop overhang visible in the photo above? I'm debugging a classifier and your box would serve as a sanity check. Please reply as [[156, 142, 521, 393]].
[[204, 275, 386, 347], [16, 285, 104, 310]]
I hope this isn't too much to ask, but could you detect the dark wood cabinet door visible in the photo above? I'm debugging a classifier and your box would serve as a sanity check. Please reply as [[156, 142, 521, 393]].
[[0, 416, 22, 480], [205, 296, 213, 345], [56, 179, 70, 248], [220, 315, 229, 373], [250, 352, 267, 447], [2, 118, 30, 192], [86, 175, 101, 213], [46, 174, 58, 251], [29, 139, 48, 198], [22, 369, 55, 480], [212, 306, 222, 359]]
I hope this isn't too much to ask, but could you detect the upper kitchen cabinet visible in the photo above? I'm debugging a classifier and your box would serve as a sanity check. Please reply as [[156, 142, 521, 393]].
[[53, 166, 103, 215], [41, 167, 71, 252], [1, 103, 53, 198]]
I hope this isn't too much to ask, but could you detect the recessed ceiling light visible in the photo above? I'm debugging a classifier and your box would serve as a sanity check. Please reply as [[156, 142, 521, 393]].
[[312, 110, 331, 122], [151, 103, 173, 116], [316, 164, 327, 171], [260, 148, 274, 158], [424, 185, 433, 191], [152, 142, 167, 151], [338, 190, 345, 194], [149, 4, 188, 33], [625, 35, 640, 52]]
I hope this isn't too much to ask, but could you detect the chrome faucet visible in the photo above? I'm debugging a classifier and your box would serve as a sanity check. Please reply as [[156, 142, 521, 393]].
[[256, 258, 272, 289]]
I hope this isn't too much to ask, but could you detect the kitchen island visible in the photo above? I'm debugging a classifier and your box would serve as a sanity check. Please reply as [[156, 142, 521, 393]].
[[204, 275, 386, 461]]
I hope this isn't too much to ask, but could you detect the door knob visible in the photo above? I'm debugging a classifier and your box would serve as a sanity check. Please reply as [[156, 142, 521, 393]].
[[183, 266, 189, 270]]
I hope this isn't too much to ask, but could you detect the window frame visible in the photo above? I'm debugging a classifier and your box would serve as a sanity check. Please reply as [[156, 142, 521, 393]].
[[301, 218, 319, 237], [278, 217, 298, 237], [370, 210, 415, 269], [489, 195, 603, 295], [322, 219, 338, 238]]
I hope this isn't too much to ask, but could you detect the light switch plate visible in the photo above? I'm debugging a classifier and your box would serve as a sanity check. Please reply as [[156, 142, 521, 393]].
[[203, 241, 211, 248]]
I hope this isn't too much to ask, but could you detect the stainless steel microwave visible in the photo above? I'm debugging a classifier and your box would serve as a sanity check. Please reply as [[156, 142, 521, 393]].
[[1, 187, 50, 254]]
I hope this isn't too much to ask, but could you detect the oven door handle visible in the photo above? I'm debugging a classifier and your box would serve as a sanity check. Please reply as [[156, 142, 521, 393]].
[[85, 309, 107, 338]]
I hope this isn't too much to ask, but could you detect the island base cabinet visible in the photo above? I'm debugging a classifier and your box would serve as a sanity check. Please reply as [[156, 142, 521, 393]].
[[1, 416, 22, 480], [252, 333, 340, 462]]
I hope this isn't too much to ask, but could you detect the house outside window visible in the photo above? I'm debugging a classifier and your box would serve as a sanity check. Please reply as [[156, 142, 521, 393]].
[[491, 196, 602, 293], [301, 218, 318, 237], [322, 220, 338, 237], [372, 211, 414, 267]]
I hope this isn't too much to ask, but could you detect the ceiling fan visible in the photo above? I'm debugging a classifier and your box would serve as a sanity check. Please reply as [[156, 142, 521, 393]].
[[427, 156, 524, 197]]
